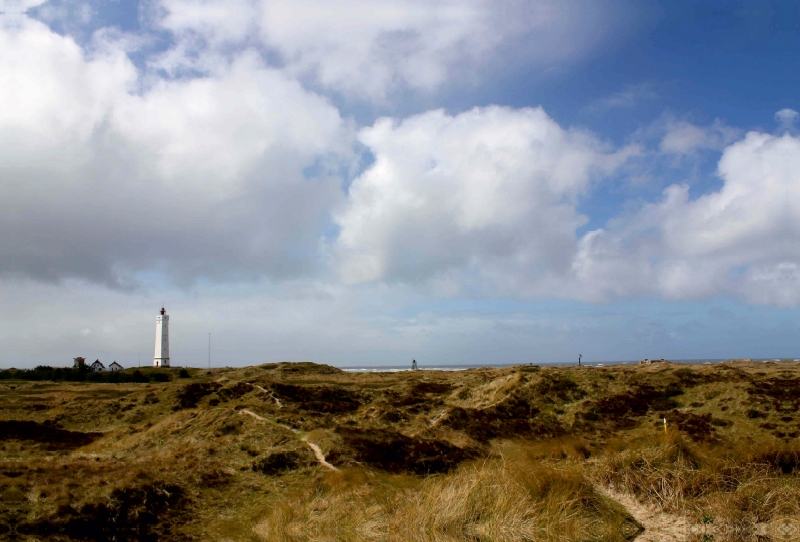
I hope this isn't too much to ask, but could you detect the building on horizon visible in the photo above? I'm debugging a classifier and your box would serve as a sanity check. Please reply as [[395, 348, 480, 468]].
[[109, 361, 124, 372], [90, 359, 105, 372], [154, 307, 170, 367]]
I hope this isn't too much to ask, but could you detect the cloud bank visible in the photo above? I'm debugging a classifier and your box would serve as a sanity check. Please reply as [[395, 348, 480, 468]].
[[334, 106, 634, 292], [152, 0, 621, 100], [1, 17, 350, 287], [2, 1, 800, 310], [335, 108, 800, 305]]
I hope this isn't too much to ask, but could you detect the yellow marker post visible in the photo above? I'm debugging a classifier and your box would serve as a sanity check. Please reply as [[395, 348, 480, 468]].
[[663, 417, 668, 434]]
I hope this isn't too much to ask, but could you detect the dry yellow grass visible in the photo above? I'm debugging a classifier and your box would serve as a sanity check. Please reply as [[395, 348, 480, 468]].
[[593, 432, 800, 541], [255, 456, 636, 542], [3, 360, 800, 540]]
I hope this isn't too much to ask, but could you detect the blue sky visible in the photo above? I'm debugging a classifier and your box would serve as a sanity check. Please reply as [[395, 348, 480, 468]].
[[2, 0, 800, 368]]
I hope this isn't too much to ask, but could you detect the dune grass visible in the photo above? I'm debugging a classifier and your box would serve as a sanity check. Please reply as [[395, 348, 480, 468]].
[[255, 451, 636, 542], [3, 360, 800, 541], [592, 431, 800, 540]]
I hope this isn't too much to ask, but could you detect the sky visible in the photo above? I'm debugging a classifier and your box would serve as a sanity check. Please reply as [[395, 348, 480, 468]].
[[2, 0, 800, 368]]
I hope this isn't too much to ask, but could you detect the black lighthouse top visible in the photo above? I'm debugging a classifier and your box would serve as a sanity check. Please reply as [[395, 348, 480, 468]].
[[160, 307, 166, 315]]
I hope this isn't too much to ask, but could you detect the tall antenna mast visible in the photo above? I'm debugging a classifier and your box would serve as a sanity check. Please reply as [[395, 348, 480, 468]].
[[208, 333, 211, 370]]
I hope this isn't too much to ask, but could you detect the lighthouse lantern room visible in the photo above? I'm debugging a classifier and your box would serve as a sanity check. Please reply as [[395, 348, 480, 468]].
[[154, 307, 170, 367]]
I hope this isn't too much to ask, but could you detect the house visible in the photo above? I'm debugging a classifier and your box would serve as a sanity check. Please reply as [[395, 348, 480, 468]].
[[73, 357, 86, 369], [90, 359, 105, 372], [108, 361, 124, 372]]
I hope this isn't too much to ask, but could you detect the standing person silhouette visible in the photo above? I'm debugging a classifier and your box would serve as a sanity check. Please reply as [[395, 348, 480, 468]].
[[412, 359, 417, 370], [578, 353, 582, 367]]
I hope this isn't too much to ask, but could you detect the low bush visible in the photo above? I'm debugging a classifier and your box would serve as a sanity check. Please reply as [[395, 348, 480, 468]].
[[0, 365, 161, 384], [252, 451, 309, 475], [337, 427, 481, 475], [149, 372, 170, 383]]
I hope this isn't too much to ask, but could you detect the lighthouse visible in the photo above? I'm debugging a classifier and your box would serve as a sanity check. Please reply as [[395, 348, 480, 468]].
[[153, 307, 170, 367]]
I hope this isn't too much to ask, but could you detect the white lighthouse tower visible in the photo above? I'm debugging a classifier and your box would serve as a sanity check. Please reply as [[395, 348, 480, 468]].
[[153, 307, 170, 367]]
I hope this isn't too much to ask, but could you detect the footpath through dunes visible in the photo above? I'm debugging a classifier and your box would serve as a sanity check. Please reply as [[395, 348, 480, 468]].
[[596, 486, 687, 542], [2, 360, 800, 540], [240, 408, 340, 471]]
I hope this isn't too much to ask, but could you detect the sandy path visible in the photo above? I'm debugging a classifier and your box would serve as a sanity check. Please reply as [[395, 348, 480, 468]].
[[249, 384, 282, 408], [240, 408, 292, 431], [240, 409, 338, 471], [243, 406, 685, 536], [410, 408, 451, 438], [597, 486, 688, 542], [302, 439, 339, 471]]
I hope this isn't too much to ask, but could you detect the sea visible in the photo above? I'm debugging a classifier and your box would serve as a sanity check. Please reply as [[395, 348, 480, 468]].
[[341, 358, 800, 372]]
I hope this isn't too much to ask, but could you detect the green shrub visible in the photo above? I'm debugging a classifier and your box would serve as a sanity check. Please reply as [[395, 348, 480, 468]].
[[130, 370, 149, 383], [149, 372, 170, 382]]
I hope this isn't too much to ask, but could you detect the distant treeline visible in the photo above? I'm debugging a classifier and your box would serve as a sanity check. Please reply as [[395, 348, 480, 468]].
[[0, 366, 185, 383]]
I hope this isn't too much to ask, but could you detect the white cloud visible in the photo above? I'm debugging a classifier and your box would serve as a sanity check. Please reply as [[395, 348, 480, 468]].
[[1, 0, 47, 11], [0, 16, 353, 287], [153, 0, 624, 101], [573, 131, 800, 305], [334, 109, 800, 307], [334, 105, 634, 289], [154, 0, 258, 45], [6, 0, 800, 371], [5, 2, 800, 315], [0, 3, 630, 292], [659, 118, 741, 154]]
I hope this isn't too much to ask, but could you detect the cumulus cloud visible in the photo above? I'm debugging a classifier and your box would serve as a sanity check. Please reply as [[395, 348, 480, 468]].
[[333, 109, 800, 307], [153, 0, 259, 45], [333, 106, 635, 289], [0, 16, 353, 287], [1, 1, 626, 291], [152, 0, 624, 101], [5, 2, 800, 312], [573, 131, 800, 305]]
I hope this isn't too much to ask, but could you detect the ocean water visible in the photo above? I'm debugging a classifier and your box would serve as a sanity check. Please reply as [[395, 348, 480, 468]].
[[341, 358, 799, 372]]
